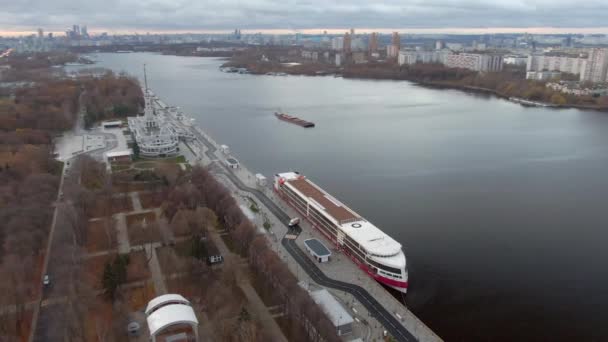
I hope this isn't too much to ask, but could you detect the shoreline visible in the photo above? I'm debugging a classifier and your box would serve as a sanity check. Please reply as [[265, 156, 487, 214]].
[[220, 59, 608, 112], [145, 88, 442, 341]]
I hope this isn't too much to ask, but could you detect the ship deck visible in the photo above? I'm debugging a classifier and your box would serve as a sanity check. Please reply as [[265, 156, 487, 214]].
[[287, 177, 360, 224]]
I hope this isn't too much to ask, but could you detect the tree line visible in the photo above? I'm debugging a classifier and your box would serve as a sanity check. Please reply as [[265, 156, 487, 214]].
[[343, 62, 608, 108], [80, 71, 143, 128], [186, 166, 341, 342], [0, 68, 143, 339]]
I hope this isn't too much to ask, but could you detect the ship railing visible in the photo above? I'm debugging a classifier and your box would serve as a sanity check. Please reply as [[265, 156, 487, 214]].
[[339, 217, 363, 225]]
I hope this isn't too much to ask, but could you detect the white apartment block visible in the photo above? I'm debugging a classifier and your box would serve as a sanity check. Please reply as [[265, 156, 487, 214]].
[[504, 56, 528, 66], [581, 48, 608, 83], [445, 53, 504, 72], [331, 37, 343, 51], [398, 50, 450, 66], [399, 51, 503, 72], [526, 55, 587, 75]]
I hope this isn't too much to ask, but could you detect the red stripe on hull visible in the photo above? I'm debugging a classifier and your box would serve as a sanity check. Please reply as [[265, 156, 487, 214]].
[[275, 188, 408, 293]]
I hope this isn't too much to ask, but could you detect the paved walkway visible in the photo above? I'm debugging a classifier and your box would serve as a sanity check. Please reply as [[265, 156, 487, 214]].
[[238, 282, 288, 342], [130, 191, 143, 211], [208, 229, 288, 342], [114, 213, 130, 254], [145, 244, 167, 295]]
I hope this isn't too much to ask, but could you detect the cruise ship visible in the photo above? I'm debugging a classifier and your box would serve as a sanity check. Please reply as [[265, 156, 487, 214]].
[[274, 172, 408, 293]]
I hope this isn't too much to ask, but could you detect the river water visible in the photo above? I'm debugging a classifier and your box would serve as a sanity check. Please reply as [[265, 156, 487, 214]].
[[75, 53, 608, 341]]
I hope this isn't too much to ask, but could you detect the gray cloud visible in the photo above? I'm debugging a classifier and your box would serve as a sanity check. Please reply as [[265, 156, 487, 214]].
[[1, 0, 608, 32]]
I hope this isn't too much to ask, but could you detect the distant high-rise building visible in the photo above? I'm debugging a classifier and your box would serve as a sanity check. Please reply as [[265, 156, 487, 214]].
[[351, 37, 366, 51], [387, 32, 401, 59], [81, 25, 88, 38], [73, 25, 80, 36], [37, 28, 44, 39], [581, 48, 608, 83], [391, 32, 401, 50], [369, 32, 378, 53], [331, 37, 344, 51], [343, 32, 352, 53], [435, 40, 443, 50], [350, 28, 355, 36]]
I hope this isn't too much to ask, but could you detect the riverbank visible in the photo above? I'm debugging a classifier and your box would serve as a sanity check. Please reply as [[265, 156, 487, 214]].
[[222, 58, 608, 112]]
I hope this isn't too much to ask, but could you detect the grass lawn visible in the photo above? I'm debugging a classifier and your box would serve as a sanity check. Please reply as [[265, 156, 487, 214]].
[[156, 241, 192, 275], [84, 253, 117, 290], [126, 250, 152, 283], [88, 195, 133, 218], [86, 218, 117, 253], [123, 282, 156, 311], [110, 164, 131, 172], [139, 191, 165, 209], [125, 211, 162, 245], [83, 297, 113, 342], [133, 161, 157, 169]]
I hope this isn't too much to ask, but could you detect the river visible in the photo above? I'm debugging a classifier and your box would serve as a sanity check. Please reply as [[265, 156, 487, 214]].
[[71, 52, 608, 341]]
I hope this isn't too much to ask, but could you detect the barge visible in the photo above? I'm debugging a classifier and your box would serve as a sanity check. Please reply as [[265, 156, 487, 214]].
[[274, 112, 315, 128]]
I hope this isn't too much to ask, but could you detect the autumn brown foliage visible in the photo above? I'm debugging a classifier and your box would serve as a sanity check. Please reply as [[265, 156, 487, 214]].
[[80, 71, 143, 128], [186, 166, 340, 342]]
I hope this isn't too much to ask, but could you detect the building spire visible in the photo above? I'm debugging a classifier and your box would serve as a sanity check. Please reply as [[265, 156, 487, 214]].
[[143, 64, 149, 91]]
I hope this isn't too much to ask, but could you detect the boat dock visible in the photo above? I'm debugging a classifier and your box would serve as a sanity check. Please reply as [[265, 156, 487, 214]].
[[147, 90, 441, 342]]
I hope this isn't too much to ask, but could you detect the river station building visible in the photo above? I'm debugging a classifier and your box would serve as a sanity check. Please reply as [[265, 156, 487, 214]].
[[128, 89, 179, 158]]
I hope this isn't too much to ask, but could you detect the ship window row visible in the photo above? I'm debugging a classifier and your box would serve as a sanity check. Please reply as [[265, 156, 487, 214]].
[[378, 269, 403, 279], [280, 186, 306, 207], [306, 204, 337, 232], [307, 207, 338, 237], [344, 239, 366, 263], [281, 186, 338, 239], [308, 212, 339, 238], [367, 258, 402, 275], [369, 252, 400, 258], [304, 209, 336, 239], [285, 188, 306, 211], [281, 186, 308, 209], [344, 234, 361, 251]]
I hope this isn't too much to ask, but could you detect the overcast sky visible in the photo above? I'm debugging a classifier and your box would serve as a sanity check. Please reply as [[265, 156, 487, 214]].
[[2, 0, 608, 34]]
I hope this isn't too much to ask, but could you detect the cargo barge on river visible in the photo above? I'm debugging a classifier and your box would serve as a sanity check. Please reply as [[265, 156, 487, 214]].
[[274, 112, 315, 128]]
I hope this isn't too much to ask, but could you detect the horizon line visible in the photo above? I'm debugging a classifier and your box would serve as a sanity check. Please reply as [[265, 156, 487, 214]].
[[2, 26, 608, 38]]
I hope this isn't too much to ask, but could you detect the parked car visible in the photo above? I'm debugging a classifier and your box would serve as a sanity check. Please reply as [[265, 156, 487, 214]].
[[43, 274, 50, 286], [288, 217, 300, 227]]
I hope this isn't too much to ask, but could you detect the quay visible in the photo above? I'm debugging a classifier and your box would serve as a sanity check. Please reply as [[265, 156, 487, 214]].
[[147, 90, 442, 342]]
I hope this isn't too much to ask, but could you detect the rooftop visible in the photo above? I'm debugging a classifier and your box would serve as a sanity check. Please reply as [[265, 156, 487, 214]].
[[146, 303, 198, 336], [304, 238, 332, 257], [285, 175, 359, 224], [105, 149, 133, 158], [145, 294, 190, 315], [310, 289, 353, 327]]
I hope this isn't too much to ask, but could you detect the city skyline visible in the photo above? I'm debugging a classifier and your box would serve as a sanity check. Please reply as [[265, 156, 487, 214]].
[[3, 26, 608, 38], [2, 0, 608, 36]]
